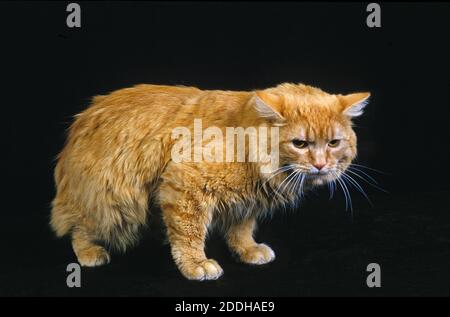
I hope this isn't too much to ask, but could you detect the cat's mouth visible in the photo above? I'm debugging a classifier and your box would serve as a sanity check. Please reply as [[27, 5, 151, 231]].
[[305, 168, 343, 185], [306, 172, 328, 178]]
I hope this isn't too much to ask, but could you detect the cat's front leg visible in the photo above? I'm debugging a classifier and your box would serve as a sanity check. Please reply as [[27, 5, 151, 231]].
[[160, 188, 223, 281], [226, 217, 275, 265]]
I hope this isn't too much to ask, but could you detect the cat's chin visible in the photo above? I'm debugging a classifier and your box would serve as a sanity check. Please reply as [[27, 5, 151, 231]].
[[306, 173, 337, 186], [306, 174, 328, 186]]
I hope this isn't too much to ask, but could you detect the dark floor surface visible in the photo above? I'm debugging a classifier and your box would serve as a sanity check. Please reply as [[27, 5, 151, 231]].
[[2, 189, 449, 297]]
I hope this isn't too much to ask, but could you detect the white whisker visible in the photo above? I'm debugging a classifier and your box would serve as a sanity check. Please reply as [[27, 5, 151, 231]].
[[347, 166, 379, 184], [278, 169, 299, 193], [350, 163, 387, 174], [340, 172, 373, 207], [334, 171, 353, 213], [345, 167, 388, 193]]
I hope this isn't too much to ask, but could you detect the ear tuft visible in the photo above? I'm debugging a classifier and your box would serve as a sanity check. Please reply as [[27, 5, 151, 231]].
[[339, 92, 371, 118], [254, 91, 284, 121]]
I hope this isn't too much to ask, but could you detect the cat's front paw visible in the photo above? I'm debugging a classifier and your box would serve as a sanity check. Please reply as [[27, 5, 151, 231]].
[[179, 259, 224, 281], [239, 243, 275, 265]]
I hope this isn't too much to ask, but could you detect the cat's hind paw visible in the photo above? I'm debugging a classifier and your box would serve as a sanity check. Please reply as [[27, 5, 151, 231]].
[[76, 246, 111, 267]]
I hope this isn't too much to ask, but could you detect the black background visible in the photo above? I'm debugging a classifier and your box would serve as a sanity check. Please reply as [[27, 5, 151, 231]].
[[1, 1, 449, 297]]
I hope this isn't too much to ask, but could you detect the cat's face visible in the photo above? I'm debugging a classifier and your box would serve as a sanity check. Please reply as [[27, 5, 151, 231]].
[[255, 83, 370, 187]]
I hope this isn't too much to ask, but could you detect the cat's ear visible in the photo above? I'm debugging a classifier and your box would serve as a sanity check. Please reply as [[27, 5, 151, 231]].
[[338, 92, 371, 118], [254, 91, 285, 121]]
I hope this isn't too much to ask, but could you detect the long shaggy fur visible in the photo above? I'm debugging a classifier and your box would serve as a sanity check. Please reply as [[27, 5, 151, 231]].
[[51, 83, 369, 280]]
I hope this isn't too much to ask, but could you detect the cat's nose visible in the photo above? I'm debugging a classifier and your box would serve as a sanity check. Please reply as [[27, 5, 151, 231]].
[[313, 163, 326, 171]]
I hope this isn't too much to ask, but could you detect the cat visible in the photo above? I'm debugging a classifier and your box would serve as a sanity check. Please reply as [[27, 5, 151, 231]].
[[51, 83, 370, 280]]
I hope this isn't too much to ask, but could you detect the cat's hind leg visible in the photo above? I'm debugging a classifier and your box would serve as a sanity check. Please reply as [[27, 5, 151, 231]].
[[71, 226, 111, 267], [51, 191, 109, 266], [226, 217, 275, 265]]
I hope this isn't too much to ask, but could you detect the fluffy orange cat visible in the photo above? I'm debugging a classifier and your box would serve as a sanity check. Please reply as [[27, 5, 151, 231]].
[[51, 83, 370, 280]]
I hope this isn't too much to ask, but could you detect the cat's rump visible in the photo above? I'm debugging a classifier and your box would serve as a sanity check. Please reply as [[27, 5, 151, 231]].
[[50, 85, 196, 250]]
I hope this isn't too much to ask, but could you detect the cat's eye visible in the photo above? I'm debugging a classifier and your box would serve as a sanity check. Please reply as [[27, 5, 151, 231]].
[[328, 139, 341, 148], [292, 139, 308, 149]]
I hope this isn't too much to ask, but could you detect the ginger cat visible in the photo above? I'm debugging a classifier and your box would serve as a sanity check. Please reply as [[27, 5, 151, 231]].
[[51, 83, 370, 280]]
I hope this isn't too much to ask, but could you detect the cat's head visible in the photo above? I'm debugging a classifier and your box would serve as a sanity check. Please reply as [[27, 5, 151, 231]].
[[254, 83, 370, 187]]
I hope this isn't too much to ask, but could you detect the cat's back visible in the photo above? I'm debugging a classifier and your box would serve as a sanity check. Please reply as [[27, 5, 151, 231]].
[[62, 84, 251, 159], [89, 84, 203, 113], [68, 84, 203, 137], [76, 84, 251, 130]]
